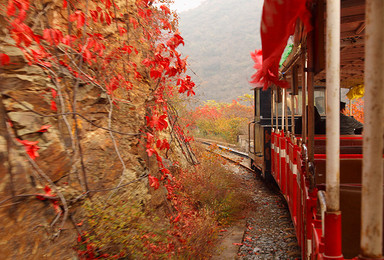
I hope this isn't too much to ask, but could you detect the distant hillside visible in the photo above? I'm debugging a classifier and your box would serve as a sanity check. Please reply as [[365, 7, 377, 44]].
[[178, 0, 263, 102]]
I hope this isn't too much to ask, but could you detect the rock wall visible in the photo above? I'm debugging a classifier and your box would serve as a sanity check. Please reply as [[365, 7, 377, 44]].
[[0, 0, 158, 258]]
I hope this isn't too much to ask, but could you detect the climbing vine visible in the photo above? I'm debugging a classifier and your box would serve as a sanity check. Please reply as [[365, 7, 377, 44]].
[[0, 0, 202, 257]]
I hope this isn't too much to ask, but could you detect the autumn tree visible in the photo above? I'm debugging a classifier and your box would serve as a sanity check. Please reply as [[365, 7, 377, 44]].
[[190, 95, 254, 143]]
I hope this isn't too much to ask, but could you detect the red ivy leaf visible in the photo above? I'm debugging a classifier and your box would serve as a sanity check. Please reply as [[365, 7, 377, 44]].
[[177, 75, 196, 96], [145, 132, 154, 146], [6, 1, 16, 16], [156, 154, 163, 164], [70, 11, 85, 29], [118, 27, 127, 36], [121, 45, 133, 54], [105, 12, 111, 25], [10, 22, 34, 47], [105, 0, 112, 9], [82, 49, 93, 65], [62, 35, 77, 45], [134, 70, 142, 79], [129, 17, 138, 29], [63, 0, 67, 8], [160, 168, 170, 175], [150, 69, 162, 79], [36, 186, 61, 213], [51, 100, 57, 111], [160, 5, 171, 16], [77, 12, 85, 28], [18, 9, 27, 22], [51, 88, 57, 99], [13, 0, 29, 11], [146, 148, 156, 157], [167, 33, 184, 50], [36, 125, 52, 133], [0, 53, 10, 65], [44, 185, 52, 194], [148, 175, 160, 190], [36, 185, 53, 200], [90, 10, 98, 23], [146, 114, 168, 131], [16, 138, 40, 160], [43, 29, 63, 46], [99, 12, 104, 23], [173, 213, 181, 223], [142, 58, 153, 67], [156, 139, 170, 150]]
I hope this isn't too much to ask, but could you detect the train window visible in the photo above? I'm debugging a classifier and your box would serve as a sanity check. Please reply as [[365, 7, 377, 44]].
[[314, 89, 326, 116], [295, 87, 326, 116]]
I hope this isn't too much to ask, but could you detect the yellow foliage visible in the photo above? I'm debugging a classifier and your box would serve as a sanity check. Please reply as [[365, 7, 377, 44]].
[[346, 85, 364, 100]]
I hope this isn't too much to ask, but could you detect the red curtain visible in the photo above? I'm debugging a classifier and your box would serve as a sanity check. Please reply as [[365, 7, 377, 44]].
[[251, 0, 312, 90]]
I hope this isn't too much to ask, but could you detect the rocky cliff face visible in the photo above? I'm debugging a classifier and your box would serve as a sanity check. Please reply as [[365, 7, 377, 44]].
[[0, 0, 167, 258]]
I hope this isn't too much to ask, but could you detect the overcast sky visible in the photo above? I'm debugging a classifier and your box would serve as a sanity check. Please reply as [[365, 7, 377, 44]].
[[170, 0, 206, 12]]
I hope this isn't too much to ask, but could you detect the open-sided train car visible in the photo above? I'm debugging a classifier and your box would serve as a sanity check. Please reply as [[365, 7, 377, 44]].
[[248, 0, 383, 259]]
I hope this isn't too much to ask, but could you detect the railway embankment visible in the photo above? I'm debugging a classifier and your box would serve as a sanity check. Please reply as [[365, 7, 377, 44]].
[[203, 142, 301, 259]]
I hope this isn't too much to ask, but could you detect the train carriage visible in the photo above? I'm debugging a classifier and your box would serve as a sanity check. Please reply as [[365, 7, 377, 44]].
[[248, 0, 383, 259]]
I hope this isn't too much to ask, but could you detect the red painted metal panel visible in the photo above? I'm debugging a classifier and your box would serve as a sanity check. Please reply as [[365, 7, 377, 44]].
[[275, 132, 281, 185], [323, 212, 344, 259], [271, 131, 276, 177], [312, 223, 322, 260], [280, 134, 287, 194]]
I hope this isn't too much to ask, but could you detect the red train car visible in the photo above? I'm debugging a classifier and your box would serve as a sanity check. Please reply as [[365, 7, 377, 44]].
[[248, 0, 384, 259]]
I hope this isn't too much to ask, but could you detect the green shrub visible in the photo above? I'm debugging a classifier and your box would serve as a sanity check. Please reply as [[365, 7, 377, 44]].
[[82, 198, 172, 259]]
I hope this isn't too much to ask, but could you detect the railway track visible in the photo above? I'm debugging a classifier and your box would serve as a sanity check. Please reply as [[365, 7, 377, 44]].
[[198, 140, 253, 172], [198, 140, 301, 259]]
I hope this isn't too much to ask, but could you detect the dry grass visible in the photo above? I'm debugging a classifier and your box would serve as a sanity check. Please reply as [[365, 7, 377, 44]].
[[181, 146, 253, 226], [79, 144, 252, 259]]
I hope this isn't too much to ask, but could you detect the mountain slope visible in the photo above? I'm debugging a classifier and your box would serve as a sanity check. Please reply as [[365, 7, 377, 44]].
[[178, 0, 263, 102]]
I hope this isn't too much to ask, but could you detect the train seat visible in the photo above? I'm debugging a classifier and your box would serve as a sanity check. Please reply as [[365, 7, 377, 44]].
[[339, 185, 384, 258], [310, 136, 383, 258], [312, 135, 364, 185]]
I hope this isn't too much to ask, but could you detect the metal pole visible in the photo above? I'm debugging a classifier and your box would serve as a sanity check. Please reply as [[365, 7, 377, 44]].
[[276, 88, 279, 130], [307, 30, 315, 162], [301, 54, 307, 141], [291, 92, 295, 135], [272, 89, 275, 128], [325, 0, 340, 214], [282, 88, 286, 131], [324, 0, 342, 258], [361, 0, 384, 258], [292, 66, 298, 135], [285, 89, 289, 132]]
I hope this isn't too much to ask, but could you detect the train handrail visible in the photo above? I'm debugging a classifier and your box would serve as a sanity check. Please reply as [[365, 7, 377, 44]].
[[317, 190, 327, 236], [295, 135, 363, 141], [248, 121, 255, 154], [314, 154, 365, 159]]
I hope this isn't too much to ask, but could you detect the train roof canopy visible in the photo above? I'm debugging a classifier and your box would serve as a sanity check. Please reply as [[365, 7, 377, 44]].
[[252, 0, 366, 90]]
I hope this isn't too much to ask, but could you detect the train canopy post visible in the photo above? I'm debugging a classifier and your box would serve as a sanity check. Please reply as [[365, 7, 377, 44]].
[[324, 0, 343, 259], [282, 88, 286, 131], [290, 65, 298, 136], [307, 29, 315, 164], [301, 54, 307, 143], [360, 0, 384, 258], [272, 88, 275, 129]]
